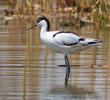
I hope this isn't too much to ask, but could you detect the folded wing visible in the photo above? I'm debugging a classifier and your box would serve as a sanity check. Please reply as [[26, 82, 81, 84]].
[[53, 31, 83, 46]]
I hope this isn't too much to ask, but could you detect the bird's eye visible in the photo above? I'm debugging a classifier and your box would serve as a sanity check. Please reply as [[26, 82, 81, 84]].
[[37, 17, 45, 23], [37, 20, 40, 23], [36, 18, 41, 23]]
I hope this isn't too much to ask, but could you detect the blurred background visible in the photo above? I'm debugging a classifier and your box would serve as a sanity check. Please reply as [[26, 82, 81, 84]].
[[0, 0, 110, 100], [1, 0, 110, 24]]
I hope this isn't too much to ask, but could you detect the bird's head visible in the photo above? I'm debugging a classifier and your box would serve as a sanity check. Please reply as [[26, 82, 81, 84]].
[[26, 16, 50, 31]]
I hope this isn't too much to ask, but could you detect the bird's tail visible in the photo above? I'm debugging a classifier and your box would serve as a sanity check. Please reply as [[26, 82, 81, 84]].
[[80, 38, 102, 46]]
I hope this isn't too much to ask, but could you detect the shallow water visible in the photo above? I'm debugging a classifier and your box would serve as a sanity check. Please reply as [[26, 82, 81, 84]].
[[0, 1, 110, 100]]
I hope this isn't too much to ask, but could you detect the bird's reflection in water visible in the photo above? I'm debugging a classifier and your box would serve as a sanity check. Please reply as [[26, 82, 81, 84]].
[[48, 85, 97, 100], [58, 64, 80, 85]]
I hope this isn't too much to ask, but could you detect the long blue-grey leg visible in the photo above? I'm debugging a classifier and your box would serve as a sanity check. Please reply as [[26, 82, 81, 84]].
[[64, 54, 70, 85]]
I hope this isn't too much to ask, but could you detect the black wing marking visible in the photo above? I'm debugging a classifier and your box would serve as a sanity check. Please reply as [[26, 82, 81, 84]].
[[63, 42, 78, 46], [63, 37, 85, 46], [53, 31, 80, 38], [79, 38, 85, 41]]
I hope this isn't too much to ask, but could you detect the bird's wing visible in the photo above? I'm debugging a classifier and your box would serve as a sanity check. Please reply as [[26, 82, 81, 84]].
[[53, 31, 84, 46]]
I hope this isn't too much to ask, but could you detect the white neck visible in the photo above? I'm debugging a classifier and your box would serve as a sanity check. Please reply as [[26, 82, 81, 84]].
[[40, 25, 48, 40], [41, 24, 48, 32], [40, 25, 48, 33], [38, 20, 49, 38]]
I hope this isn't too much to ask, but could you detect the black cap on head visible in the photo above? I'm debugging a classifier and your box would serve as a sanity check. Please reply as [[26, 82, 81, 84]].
[[37, 16, 50, 31]]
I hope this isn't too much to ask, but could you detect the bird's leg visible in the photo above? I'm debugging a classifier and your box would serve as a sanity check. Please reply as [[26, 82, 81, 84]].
[[65, 54, 70, 77], [64, 54, 70, 85]]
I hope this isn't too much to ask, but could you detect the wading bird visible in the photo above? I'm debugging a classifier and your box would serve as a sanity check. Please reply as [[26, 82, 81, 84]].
[[27, 16, 101, 85]]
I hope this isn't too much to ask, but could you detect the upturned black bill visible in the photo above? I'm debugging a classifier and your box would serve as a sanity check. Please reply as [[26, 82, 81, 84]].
[[26, 24, 37, 31]]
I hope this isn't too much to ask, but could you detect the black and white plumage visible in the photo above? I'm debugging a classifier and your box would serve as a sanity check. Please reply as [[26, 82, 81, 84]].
[[27, 16, 101, 85]]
